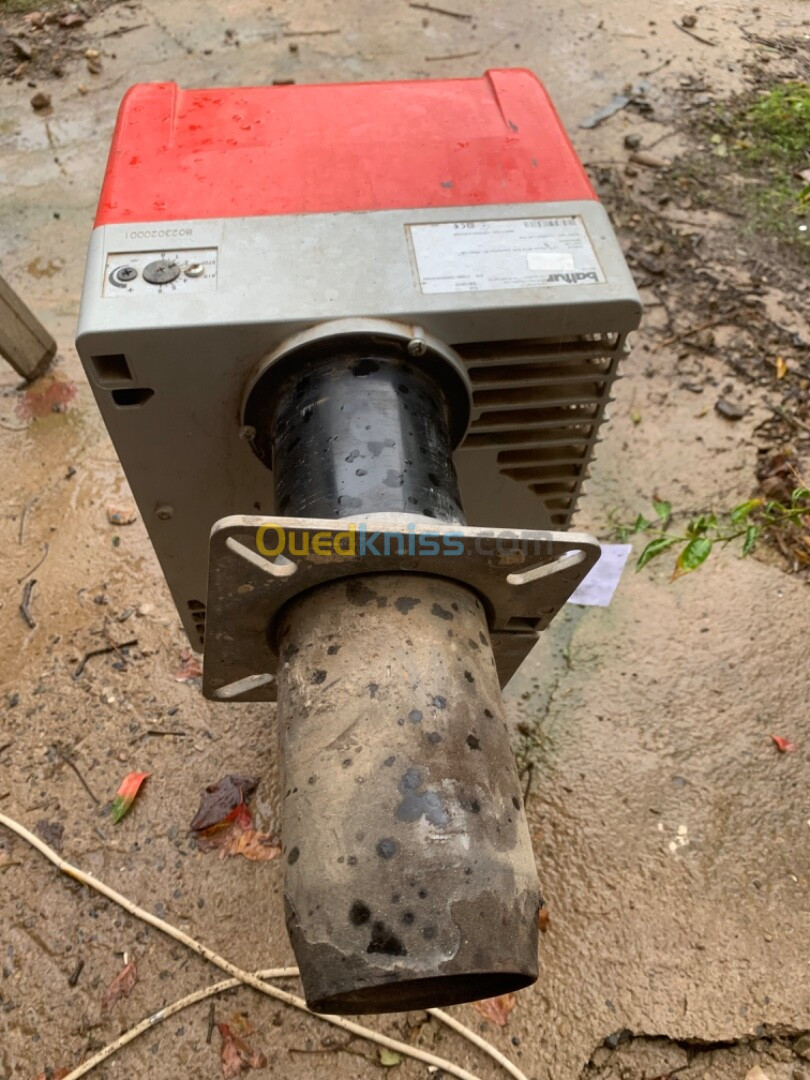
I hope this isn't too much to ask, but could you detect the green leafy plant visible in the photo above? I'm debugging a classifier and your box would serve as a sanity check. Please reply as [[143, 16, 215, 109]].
[[611, 488, 810, 578]]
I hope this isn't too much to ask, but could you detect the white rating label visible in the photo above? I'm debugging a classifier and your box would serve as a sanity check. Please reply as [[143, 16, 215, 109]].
[[409, 216, 605, 294]]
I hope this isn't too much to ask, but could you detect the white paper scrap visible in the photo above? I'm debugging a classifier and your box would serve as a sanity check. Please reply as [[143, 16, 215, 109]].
[[567, 543, 633, 607]]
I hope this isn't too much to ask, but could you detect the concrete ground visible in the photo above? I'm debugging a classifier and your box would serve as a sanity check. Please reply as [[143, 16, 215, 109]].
[[1, 1, 809, 1078]]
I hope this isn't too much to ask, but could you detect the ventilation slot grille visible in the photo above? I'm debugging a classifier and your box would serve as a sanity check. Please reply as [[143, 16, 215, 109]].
[[187, 599, 206, 646], [456, 333, 625, 528]]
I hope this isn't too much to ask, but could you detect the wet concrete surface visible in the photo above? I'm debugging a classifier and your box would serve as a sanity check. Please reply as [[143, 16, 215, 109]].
[[1, 1, 809, 1077]]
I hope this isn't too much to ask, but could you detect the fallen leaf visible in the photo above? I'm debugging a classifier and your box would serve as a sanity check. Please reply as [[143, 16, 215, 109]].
[[174, 649, 203, 682], [218, 828, 282, 862], [59, 12, 86, 26], [538, 905, 550, 933], [111, 771, 149, 824], [774, 355, 788, 379], [473, 992, 516, 1027], [218, 1022, 267, 1077], [190, 776, 258, 832], [101, 957, 138, 1015], [771, 735, 796, 753], [379, 1047, 402, 1067], [107, 505, 137, 526], [33, 1070, 70, 1080], [630, 407, 642, 425]]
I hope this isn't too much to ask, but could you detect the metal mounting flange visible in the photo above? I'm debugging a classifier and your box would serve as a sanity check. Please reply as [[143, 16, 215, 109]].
[[202, 514, 600, 702]]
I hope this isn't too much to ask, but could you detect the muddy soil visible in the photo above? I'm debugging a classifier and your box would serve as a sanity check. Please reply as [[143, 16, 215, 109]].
[[1, 2, 809, 1079]]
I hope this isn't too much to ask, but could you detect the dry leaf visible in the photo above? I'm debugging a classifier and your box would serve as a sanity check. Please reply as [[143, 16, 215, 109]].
[[111, 771, 150, 824], [219, 828, 281, 862], [774, 355, 788, 379], [34, 1070, 70, 1080], [190, 776, 258, 832], [101, 957, 138, 1015], [538, 905, 550, 933], [473, 992, 516, 1026], [218, 1022, 267, 1077], [174, 649, 203, 682], [771, 735, 796, 753]]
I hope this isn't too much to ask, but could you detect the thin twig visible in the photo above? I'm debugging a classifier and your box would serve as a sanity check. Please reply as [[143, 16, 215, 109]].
[[56, 750, 100, 806], [770, 405, 810, 435], [282, 28, 340, 36], [100, 22, 148, 37], [144, 729, 187, 738], [73, 638, 137, 679], [0, 811, 527, 1080], [429, 1008, 529, 1080], [206, 1000, 215, 1044], [17, 542, 49, 584], [19, 495, 36, 544], [655, 316, 729, 350], [672, 20, 717, 46], [425, 49, 481, 61], [19, 579, 36, 629], [409, 1, 472, 19], [68, 959, 84, 987]]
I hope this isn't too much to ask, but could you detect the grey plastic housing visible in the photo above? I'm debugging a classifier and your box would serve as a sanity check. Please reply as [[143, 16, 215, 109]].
[[76, 200, 641, 647]]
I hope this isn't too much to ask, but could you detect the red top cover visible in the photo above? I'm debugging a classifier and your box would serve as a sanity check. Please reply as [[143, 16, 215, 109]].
[[95, 69, 595, 226]]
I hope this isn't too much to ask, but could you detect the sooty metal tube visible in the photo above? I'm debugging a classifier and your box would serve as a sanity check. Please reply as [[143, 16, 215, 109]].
[[265, 343, 540, 1013]]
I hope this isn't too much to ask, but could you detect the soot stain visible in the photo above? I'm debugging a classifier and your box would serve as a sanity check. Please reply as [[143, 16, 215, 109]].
[[396, 767, 449, 827], [350, 900, 371, 926], [395, 596, 421, 614], [431, 603, 453, 621], [287, 846, 300, 865], [311, 670, 327, 685], [327, 644, 340, 655], [464, 671, 475, 683], [466, 734, 481, 750], [432, 695, 447, 710], [383, 755, 396, 767], [368, 682, 379, 698], [367, 921, 407, 956], [426, 731, 442, 744], [368, 438, 395, 458], [351, 358, 380, 377], [409, 709, 423, 724], [346, 579, 376, 606], [376, 838, 398, 859]]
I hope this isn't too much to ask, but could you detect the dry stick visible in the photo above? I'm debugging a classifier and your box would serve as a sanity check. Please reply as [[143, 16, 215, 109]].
[[17, 541, 49, 584], [56, 750, 100, 806], [19, 579, 36, 629], [672, 19, 717, 46], [53, 964, 528, 1080], [0, 812, 524, 1080], [429, 1008, 529, 1080], [654, 316, 729, 350], [409, 1, 472, 19]]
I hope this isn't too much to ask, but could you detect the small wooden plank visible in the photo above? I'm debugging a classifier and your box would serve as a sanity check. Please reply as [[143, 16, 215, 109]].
[[0, 274, 56, 381]]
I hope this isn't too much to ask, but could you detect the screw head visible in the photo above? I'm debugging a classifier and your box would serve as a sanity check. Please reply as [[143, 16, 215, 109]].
[[143, 259, 181, 286], [185, 262, 205, 278], [407, 338, 427, 357], [109, 265, 138, 287], [155, 504, 174, 521]]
